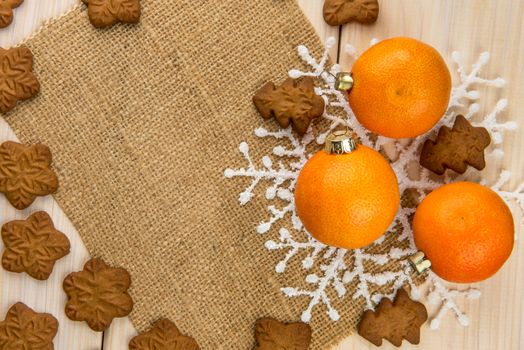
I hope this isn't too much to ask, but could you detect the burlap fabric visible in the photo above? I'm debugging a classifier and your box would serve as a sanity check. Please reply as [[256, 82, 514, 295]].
[[4, 1, 410, 348]]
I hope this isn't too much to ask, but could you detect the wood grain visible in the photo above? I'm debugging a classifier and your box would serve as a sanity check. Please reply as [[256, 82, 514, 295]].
[[334, 1, 523, 349], [0, 1, 522, 349]]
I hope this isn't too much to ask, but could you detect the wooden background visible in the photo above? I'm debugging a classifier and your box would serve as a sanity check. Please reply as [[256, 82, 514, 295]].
[[0, 1, 522, 349]]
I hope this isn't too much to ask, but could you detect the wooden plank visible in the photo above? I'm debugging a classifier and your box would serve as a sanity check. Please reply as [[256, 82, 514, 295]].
[[103, 317, 136, 349], [0, 0, 78, 47], [337, 1, 524, 349], [0, 1, 103, 349], [297, 0, 340, 60]]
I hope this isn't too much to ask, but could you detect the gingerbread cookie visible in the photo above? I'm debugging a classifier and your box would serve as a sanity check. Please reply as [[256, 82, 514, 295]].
[[0, 0, 23, 28], [0, 141, 59, 209], [0, 302, 58, 349], [1, 211, 70, 280], [129, 319, 200, 350], [82, 0, 141, 28], [0, 47, 40, 113], [358, 288, 427, 347], [420, 115, 491, 175], [63, 258, 133, 331], [253, 77, 324, 136], [254, 317, 311, 350], [323, 0, 379, 26]]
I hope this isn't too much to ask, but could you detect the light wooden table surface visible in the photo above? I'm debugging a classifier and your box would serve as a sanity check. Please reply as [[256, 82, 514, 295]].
[[0, 1, 522, 349]]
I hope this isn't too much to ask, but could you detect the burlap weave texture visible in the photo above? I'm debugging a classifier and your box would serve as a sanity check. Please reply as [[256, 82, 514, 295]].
[[4, 1, 405, 348]]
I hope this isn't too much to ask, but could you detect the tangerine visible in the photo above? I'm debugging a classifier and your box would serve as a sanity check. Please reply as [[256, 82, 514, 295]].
[[413, 182, 514, 283], [348, 37, 452, 138], [295, 143, 400, 249]]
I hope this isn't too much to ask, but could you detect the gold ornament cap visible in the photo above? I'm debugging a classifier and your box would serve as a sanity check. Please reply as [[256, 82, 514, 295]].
[[324, 129, 358, 155], [409, 251, 432, 274], [334, 72, 354, 91]]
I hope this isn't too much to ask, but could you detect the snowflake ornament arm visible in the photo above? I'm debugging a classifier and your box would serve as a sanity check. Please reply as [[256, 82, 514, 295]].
[[485, 170, 524, 226], [265, 228, 326, 273], [425, 271, 481, 330], [224, 127, 313, 233], [224, 141, 295, 206], [282, 248, 348, 322]]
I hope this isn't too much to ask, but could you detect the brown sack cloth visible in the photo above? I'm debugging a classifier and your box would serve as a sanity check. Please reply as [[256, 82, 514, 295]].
[[4, 1, 407, 348]]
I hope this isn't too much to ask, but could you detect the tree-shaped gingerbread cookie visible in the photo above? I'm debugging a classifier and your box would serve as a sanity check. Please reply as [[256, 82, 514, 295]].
[[358, 289, 428, 347], [420, 115, 491, 175]]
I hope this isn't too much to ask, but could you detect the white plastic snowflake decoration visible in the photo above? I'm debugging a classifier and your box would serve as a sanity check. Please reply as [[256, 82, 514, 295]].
[[225, 37, 523, 328]]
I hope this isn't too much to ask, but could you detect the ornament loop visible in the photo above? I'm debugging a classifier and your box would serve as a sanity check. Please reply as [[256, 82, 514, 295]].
[[324, 129, 358, 155]]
